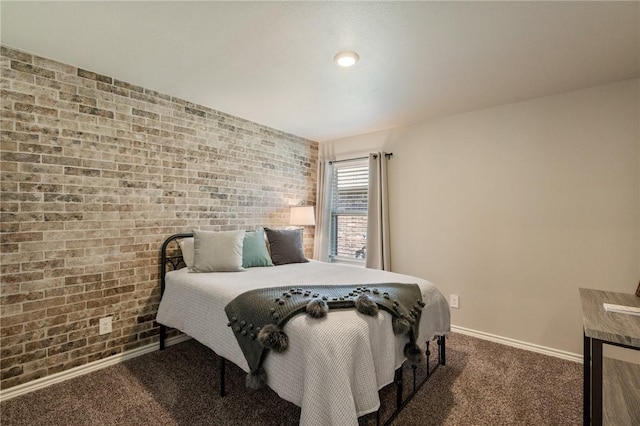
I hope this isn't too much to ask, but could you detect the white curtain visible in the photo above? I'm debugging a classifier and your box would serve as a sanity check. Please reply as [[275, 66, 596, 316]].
[[313, 159, 333, 261], [365, 152, 390, 270]]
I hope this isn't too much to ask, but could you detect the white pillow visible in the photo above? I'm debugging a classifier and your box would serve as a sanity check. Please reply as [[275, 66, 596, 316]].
[[191, 230, 245, 272], [178, 237, 194, 268]]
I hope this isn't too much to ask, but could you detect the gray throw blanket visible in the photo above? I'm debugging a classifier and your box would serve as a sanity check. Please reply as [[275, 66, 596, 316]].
[[225, 283, 426, 389]]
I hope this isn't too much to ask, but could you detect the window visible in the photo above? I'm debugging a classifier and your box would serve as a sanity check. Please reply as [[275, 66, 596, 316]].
[[329, 160, 368, 263]]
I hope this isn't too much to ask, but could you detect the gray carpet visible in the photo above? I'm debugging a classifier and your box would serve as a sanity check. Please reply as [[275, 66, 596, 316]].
[[0, 333, 582, 425]]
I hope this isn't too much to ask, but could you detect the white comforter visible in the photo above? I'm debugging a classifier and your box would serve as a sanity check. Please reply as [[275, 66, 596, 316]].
[[156, 261, 450, 425]]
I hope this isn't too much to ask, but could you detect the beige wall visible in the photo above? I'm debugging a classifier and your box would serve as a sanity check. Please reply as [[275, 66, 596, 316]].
[[323, 79, 640, 356], [0, 46, 317, 390]]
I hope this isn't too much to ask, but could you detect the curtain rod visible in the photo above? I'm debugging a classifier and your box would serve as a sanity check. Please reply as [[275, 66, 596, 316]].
[[328, 152, 393, 165]]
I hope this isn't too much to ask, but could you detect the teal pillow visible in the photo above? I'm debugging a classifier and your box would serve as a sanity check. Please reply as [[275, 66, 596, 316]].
[[242, 228, 273, 268]]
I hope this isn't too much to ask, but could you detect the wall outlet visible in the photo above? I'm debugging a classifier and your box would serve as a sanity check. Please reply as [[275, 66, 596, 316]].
[[449, 294, 459, 309], [99, 316, 113, 335]]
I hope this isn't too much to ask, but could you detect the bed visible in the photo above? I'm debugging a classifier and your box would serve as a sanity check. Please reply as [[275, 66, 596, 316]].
[[156, 230, 450, 425]]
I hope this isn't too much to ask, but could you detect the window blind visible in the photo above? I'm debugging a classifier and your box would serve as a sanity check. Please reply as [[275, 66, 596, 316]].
[[329, 160, 368, 260], [332, 165, 368, 214]]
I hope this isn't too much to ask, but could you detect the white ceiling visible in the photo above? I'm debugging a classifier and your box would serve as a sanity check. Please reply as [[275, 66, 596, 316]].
[[1, 1, 638, 142]]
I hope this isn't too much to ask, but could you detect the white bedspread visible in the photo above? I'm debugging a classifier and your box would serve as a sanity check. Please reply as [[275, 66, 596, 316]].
[[156, 261, 450, 425]]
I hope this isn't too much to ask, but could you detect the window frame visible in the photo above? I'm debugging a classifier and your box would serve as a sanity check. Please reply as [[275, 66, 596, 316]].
[[328, 159, 369, 264]]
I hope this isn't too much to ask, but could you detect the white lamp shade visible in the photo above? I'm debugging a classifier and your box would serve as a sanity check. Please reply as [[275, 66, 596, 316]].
[[289, 206, 315, 226]]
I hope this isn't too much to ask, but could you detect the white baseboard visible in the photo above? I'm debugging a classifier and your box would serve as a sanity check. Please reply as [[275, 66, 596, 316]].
[[0, 334, 191, 402], [451, 325, 582, 363], [0, 326, 582, 402]]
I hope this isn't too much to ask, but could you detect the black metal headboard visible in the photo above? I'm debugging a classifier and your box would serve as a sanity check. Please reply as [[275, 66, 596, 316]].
[[160, 233, 193, 295], [158, 233, 193, 350]]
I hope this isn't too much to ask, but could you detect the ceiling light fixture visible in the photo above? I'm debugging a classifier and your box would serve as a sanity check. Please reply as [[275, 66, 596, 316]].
[[334, 51, 359, 67]]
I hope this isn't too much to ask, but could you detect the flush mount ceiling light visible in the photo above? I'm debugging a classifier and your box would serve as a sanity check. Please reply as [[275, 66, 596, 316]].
[[334, 51, 359, 67]]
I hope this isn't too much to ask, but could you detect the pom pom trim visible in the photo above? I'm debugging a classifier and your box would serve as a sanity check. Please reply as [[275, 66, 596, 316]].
[[392, 317, 411, 335], [306, 298, 329, 319], [246, 367, 267, 390], [257, 323, 289, 353], [404, 342, 425, 365], [355, 294, 379, 316]]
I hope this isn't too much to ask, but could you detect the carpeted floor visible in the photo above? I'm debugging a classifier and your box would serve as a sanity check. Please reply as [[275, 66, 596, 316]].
[[0, 333, 582, 425]]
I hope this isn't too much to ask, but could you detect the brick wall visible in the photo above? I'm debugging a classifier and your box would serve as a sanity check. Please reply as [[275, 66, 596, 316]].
[[0, 46, 318, 390], [336, 216, 367, 259]]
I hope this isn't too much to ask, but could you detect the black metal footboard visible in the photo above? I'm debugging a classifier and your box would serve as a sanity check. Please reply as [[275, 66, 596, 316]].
[[376, 335, 445, 426]]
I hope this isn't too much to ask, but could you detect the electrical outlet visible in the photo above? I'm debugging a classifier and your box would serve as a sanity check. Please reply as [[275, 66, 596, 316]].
[[450, 294, 459, 309], [99, 316, 113, 335]]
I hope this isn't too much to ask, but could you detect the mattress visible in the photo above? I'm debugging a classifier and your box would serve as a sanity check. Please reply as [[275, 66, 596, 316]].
[[156, 260, 450, 425]]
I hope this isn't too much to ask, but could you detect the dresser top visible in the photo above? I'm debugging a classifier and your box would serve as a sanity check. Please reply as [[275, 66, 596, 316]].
[[579, 288, 640, 348]]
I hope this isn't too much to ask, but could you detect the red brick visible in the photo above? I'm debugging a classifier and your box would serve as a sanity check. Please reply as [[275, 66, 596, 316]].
[[64, 274, 102, 286], [47, 338, 87, 356], [42, 300, 83, 317], [23, 314, 68, 332], [22, 296, 65, 312]]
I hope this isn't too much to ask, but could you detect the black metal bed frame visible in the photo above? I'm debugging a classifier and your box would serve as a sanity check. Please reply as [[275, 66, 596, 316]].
[[158, 233, 446, 426]]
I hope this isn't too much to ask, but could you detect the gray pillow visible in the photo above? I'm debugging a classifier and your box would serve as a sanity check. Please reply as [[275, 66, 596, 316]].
[[191, 229, 245, 272], [264, 228, 309, 265], [178, 237, 194, 268]]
